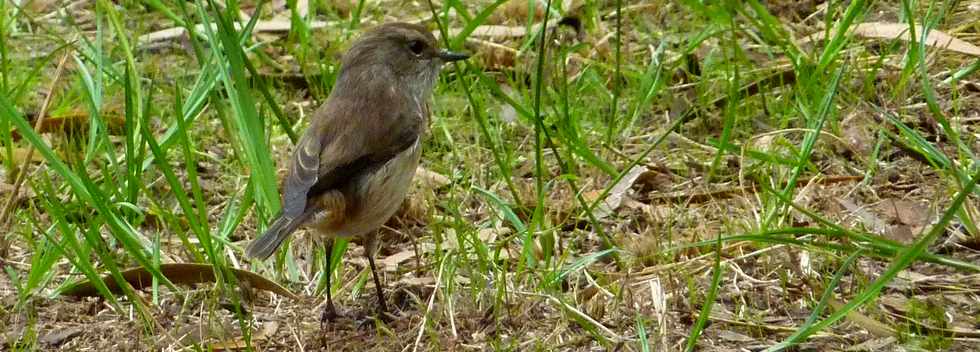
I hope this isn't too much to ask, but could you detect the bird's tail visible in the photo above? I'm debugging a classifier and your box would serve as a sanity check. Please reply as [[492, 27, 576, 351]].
[[245, 213, 309, 260]]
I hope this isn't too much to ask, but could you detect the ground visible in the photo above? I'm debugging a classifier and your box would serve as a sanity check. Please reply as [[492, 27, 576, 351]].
[[1, 0, 980, 351]]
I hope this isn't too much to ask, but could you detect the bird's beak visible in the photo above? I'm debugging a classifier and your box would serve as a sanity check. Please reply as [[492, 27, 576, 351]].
[[438, 50, 470, 62]]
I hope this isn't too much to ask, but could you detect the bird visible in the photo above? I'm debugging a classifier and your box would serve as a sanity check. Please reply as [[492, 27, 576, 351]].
[[244, 22, 469, 323]]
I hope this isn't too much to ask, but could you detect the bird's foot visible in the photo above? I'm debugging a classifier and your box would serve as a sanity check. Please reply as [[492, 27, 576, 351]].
[[319, 304, 345, 330]]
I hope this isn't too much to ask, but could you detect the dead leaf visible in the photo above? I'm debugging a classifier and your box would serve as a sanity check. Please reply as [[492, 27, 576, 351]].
[[380, 249, 415, 272], [717, 330, 756, 342], [0, 148, 43, 164], [39, 326, 83, 347], [887, 224, 917, 244], [886, 270, 931, 291], [415, 167, 450, 189], [392, 193, 427, 226], [876, 198, 933, 243], [323, 0, 356, 17], [478, 227, 510, 243], [878, 199, 931, 226], [61, 263, 299, 301], [589, 165, 648, 219], [632, 168, 670, 193], [468, 38, 518, 70], [840, 111, 876, 157], [454, 25, 531, 39], [395, 276, 435, 287], [488, 0, 546, 25], [440, 21, 564, 42], [139, 20, 332, 46], [803, 22, 980, 57], [838, 198, 888, 234], [22, 0, 60, 14]]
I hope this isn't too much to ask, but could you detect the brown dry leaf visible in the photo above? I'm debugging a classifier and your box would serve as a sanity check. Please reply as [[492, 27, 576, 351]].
[[633, 168, 671, 192], [325, 0, 357, 17], [468, 38, 518, 70], [442, 21, 562, 43], [22, 0, 60, 14], [396, 276, 435, 287], [380, 249, 415, 272], [487, 0, 546, 25], [589, 166, 648, 219], [840, 111, 876, 157], [39, 326, 84, 347], [415, 166, 450, 189], [478, 227, 510, 243], [887, 224, 917, 244], [878, 199, 931, 226], [0, 147, 44, 164], [61, 263, 299, 301], [451, 25, 531, 39], [622, 199, 671, 220], [838, 198, 888, 234], [885, 270, 931, 291], [11, 109, 125, 140], [717, 330, 756, 342], [878, 198, 933, 243], [15, 111, 89, 136], [803, 22, 980, 57], [139, 20, 332, 46]]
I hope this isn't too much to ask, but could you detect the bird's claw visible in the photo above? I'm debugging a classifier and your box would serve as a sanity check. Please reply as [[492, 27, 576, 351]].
[[319, 305, 345, 330]]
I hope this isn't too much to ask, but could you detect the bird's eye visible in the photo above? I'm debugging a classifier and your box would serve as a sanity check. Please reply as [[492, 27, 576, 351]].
[[408, 40, 425, 56]]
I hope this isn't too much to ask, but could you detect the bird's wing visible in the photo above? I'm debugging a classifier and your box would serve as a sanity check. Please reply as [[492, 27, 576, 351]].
[[279, 94, 422, 219], [279, 129, 323, 219]]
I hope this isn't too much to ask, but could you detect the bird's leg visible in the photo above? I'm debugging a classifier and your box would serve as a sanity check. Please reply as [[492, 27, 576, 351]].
[[320, 239, 340, 328], [363, 232, 390, 318], [367, 253, 389, 316]]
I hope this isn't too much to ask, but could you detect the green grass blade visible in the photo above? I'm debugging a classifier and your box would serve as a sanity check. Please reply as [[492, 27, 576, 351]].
[[786, 167, 980, 343], [196, 0, 281, 219], [767, 250, 864, 351], [684, 234, 724, 352]]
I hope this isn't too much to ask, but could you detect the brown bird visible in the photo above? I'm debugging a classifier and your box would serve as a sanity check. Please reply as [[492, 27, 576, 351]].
[[245, 22, 468, 322]]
